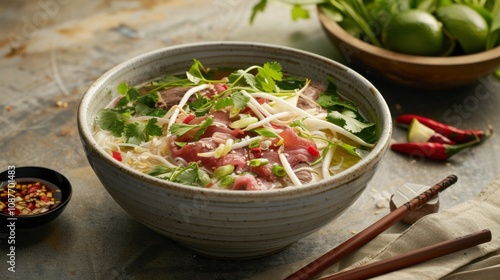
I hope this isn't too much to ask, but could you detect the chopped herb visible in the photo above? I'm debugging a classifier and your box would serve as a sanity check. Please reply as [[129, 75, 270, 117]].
[[169, 117, 214, 141], [96, 109, 128, 137], [124, 122, 146, 145]]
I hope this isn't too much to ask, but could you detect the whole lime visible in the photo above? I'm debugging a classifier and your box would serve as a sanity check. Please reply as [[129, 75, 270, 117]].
[[436, 4, 488, 54], [382, 10, 444, 56]]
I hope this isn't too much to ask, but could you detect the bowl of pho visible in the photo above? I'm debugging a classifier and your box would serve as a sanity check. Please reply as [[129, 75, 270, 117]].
[[78, 42, 392, 259]]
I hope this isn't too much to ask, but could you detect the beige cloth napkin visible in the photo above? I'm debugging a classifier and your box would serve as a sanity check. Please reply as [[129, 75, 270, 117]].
[[252, 175, 500, 279]]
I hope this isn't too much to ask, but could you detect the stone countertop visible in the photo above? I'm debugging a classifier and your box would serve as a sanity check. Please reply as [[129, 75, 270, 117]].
[[1, 1, 499, 279]]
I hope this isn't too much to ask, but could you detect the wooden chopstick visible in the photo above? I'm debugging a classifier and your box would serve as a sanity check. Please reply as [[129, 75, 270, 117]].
[[285, 174, 458, 280], [320, 229, 492, 280]]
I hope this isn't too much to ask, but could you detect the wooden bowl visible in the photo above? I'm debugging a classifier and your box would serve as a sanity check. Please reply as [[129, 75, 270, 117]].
[[318, 8, 500, 90]]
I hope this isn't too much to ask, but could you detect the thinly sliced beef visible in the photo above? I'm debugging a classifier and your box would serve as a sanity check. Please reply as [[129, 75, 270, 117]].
[[156, 86, 193, 110], [297, 81, 325, 110]]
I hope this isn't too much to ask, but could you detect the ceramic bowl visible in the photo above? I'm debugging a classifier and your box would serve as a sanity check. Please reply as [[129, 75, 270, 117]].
[[318, 8, 500, 90], [0, 166, 72, 229], [77, 42, 392, 259]]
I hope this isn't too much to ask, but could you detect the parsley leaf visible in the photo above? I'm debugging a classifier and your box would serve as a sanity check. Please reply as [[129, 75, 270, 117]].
[[214, 97, 234, 110]]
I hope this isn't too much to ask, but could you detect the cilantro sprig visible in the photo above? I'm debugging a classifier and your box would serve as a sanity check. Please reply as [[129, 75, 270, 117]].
[[317, 78, 377, 144]]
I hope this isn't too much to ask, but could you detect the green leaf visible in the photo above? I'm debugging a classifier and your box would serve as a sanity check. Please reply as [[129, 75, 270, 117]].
[[335, 141, 359, 157], [124, 122, 146, 145], [169, 123, 198, 137], [250, 0, 268, 24], [193, 117, 213, 141], [117, 82, 129, 95], [149, 165, 172, 176], [228, 69, 257, 88], [189, 96, 211, 114], [187, 59, 207, 84], [291, 4, 310, 21], [253, 127, 279, 137], [169, 117, 213, 140], [255, 62, 283, 92], [232, 91, 250, 109], [145, 118, 163, 138], [96, 109, 128, 137], [327, 111, 374, 134], [214, 97, 234, 110]]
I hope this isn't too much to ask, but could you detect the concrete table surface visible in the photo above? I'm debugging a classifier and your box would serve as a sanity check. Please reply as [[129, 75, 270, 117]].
[[1, 1, 499, 279]]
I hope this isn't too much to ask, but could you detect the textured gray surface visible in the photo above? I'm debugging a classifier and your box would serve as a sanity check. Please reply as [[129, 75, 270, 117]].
[[1, 1, 499, 279]]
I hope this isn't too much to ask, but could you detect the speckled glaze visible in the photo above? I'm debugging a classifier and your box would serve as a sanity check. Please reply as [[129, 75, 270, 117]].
[[77, 42, 392, 259]]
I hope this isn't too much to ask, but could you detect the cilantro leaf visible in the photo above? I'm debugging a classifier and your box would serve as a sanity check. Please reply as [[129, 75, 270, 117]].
[[96, 109, 128, 137], [291, 4, 310, 21], [193, 117, 213, 141], [214, 97, 234, 110], [327, 111, 373, 134], [317, 78, 357, 112], [117, 82, 129, 95], [255, 62, 283, 93], [169, 117, 213, 141], [187, 59, 207, 84], [327, 110, 377, 144], [145, 118, 163, 138], [228, 69, 257, 88], [232, 91, 250, 109], [250, 0, 268, 24], [124, 122, 146, 145]]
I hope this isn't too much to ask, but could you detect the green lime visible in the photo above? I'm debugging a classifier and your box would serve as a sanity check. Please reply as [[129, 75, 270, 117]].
[[407, 119, 435, 142], [436, 4, 488, 54], [382, 10, 444, 56]]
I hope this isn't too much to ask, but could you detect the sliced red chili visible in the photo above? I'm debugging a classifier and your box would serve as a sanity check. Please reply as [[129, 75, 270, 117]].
[[112, 151, 122, 162], [27, 185, 40, 193], [307, 145, 320, 157], [183, 114, 196, 124], [250, 147, 262, 158]]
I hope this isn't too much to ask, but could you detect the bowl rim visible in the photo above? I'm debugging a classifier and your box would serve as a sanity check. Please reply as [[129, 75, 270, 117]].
[[0, 166, 72, 219], [78, 41, 392, 199], [317, 7, 500, 66]]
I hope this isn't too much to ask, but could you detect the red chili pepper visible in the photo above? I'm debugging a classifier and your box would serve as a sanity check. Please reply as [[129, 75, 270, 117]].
[[396, 114, 491, 143], [429, 133, 456, 145], [391, 140, 479, 160], [307, 145, 320, 157], [250, 147, 262, 158], [27, 185, 40, 194], [112, 151, 122, 162], [183, 114, 196, 124]]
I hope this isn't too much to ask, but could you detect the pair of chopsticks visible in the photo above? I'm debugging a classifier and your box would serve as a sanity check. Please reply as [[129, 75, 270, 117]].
[[285, 175, 493, 280]]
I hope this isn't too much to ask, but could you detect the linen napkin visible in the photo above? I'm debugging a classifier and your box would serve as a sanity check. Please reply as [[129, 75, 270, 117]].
[[252, 174, 500, 279]]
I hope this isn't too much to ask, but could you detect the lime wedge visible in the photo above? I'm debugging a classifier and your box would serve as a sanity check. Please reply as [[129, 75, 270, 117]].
[[407, 118, 435, 142]]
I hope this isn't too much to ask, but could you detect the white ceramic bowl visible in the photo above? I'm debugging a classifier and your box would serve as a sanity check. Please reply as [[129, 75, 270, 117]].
[[78, 42, 392, 259]]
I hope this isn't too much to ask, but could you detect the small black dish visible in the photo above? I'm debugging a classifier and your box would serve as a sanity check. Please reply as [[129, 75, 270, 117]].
[[0, 166, 72, 229]]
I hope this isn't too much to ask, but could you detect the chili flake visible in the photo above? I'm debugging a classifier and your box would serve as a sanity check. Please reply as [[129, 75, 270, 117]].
[[0, 180, 61, 216]]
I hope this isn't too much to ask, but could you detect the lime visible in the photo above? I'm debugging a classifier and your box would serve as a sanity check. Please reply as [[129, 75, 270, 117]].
[[407, 119, 435, 142], [436, 4, 488, 54], [382, 10, 444, 56]]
